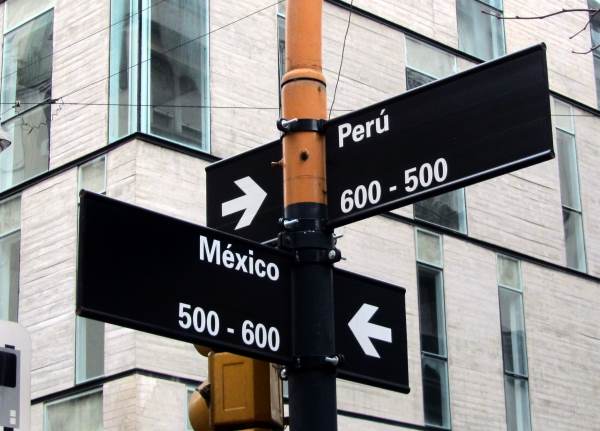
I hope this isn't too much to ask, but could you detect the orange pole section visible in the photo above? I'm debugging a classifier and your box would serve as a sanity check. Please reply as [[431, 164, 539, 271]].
[[281, 0, 327, 207]]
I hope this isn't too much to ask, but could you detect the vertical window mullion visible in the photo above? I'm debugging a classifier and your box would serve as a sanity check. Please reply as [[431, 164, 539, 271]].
[[553, 99, 587, 272], [416, 229, 451, 429], [75, 156, 106, 384], [0, 195, 21, 322], [497, 255, 531, 431]]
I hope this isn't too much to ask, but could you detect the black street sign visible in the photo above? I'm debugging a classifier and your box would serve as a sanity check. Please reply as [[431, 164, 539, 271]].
[[77, 192, 293, 364], [325, 44, 554, 227], [334, 269, 409, 393], [206, 141, 282, 243]]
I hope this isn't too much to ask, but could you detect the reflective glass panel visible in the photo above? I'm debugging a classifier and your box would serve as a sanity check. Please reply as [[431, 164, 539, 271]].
[[422, 355, 451, 428], [499, 287, 528, 376], [0, 196, 21, 235], [457, 0, 506, 60], [556, 129, 582, 211], [594, 55, 600, 108], [505, 376, 532, 431], [406, 38, 456, 79], [418, 265, 447, 356], [406, 68, 435, 91], [0, 231, 20, 322], [79, 156, 106, 195], [414, 189, 467, 233], [497, 255, 521, 290], [0, 105, 51, 193], [416, 229, 442, 268], [108, 0, 139, 142], [553, 99, 574, 133], [278, 14, 286, 83], [1, 10, 54, 119], [45, 390, 103, 431], [75, 317, 104, 383], [144, 0, 209, 149], [563, 209, 587, 272]]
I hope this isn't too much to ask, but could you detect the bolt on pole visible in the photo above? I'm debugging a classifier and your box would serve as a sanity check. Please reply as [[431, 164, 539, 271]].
[[280, 1, 338, 430]]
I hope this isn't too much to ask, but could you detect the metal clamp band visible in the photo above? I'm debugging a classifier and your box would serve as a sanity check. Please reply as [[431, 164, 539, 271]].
[[277, 118, 327, 135]]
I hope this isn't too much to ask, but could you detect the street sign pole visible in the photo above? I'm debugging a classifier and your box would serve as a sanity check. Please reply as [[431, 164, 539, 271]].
[[281, 1, 338, 430]]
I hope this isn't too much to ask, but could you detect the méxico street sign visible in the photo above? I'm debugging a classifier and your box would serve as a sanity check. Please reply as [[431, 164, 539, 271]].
[[325, 44, 554, 227], [334, 269, 409, 393], [206, 140, 282, 243], [77, 192, 293, 364]]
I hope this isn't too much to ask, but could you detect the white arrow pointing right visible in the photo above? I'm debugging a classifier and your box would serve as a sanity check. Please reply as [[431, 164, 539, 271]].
[[221, 176, 267, 230], [348, 303, 392, 358]]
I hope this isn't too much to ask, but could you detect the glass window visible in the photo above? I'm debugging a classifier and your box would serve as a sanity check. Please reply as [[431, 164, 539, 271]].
[[406, 38, 456, 80], [0, 10, 53, 193], [553, 99, 574, 133], [553, 100, 587, 272], [556, 130, 582, 211], [416, 229, 443, 268], [422, 355, 451, 428], [414, 189, 467, 233], [405, 39, 467, 233], [499, 288, 528, 376], [75, 318, 104, 383], [278, 5, 286, 84], [75, 157, 106, 382], [457, 0, 506, 60], [416, 230, 450, 429], [563, 209, 587, 272], [5, 0, 54, 32], [497, 255, 531, 431], [109, 0, 210, 151], [497, 255, 521, 290], [418, 265, 447, 356], [0, 196, 21, 322], [44, 390, 103, 431], [505, 376, 532, 431], [590, 1, 600, 107]]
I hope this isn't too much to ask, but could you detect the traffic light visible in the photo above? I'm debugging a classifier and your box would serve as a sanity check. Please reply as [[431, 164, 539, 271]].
[[189, 347, 284, 431]]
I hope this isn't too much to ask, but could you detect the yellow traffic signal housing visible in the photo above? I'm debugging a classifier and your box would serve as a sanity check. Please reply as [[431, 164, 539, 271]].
[[188, 381, 211, 431], [209, 352, 284, 430]]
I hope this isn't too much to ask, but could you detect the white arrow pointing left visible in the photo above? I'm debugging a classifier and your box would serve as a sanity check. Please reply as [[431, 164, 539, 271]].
[[221, 176, 267, 230], [348, 303, 392, 358]]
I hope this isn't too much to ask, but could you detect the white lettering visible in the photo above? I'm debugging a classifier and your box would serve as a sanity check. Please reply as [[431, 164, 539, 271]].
[[198, 235, 280, 282], [338, 123, 352, 148], [199, 235, 220, 265]]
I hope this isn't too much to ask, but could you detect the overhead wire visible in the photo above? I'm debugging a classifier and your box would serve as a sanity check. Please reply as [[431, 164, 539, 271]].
[[328, 0, 354, 119]]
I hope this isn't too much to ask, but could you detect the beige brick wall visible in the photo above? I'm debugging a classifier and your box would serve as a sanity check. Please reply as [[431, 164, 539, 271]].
[[209, 0, 281, 159], [18, 170, 78, 398], [50, 0, 109, 167], [444, 237, 506, 430], [574, 107, 600, 277], [523, 262, 600, 430], [335, 217, 423, 425]]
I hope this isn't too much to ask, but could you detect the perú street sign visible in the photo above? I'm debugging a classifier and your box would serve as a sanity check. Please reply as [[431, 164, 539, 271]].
[[325, 44, 554, 227], [206, 140, 282, 243], [334, 269, 409, 393], [77, 192, 293, 364]]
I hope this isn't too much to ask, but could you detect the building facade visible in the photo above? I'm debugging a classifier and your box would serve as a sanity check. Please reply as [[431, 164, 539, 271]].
[[0, 0, 599, 430]]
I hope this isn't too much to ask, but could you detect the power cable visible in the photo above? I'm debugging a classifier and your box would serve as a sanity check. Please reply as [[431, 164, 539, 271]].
[[0, 0, 168, 86], [58, 0, 286, 103], [328, 0, 354, 119]]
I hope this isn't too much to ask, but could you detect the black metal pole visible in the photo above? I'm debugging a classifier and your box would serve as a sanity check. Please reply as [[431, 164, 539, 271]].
[[284, 205, 338, 431]]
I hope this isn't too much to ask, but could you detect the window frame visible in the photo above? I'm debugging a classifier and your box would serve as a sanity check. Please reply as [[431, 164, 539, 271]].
[[0, 194, 21, 322], [553, 100, 588, 273], [415, 228, 452, 429], [43, 387, 103, 431], [108, 0, 211, 153], [456, 0, 507, 61], [74, 155, 107, 384], [496, 254, 532, 431]]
